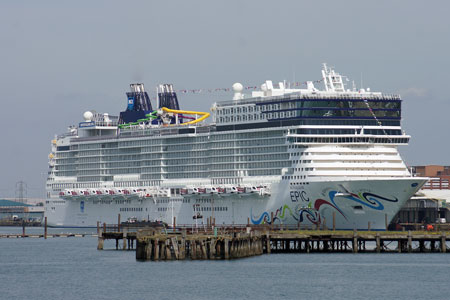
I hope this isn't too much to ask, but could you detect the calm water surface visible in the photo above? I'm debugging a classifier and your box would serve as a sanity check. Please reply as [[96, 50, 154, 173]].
[[1, 227, 449, 300]]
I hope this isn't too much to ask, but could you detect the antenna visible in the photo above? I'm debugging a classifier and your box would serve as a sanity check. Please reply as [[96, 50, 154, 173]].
[[15, 180, 27, 203]]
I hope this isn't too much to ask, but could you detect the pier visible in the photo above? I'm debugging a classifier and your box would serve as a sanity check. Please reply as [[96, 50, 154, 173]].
[[96, 223, 450, 260]]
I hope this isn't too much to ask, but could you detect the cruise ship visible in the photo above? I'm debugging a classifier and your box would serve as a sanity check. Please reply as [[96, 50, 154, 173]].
[[45, 64, 427, 229]]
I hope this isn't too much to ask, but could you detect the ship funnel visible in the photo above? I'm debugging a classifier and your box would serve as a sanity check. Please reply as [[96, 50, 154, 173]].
[[119, 83, 154, 124], [126, 83, 153, 111], [158, 84, 180, 110]]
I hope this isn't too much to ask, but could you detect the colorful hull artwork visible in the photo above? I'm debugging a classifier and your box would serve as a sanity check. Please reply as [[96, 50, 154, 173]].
[[251, 190, 398, 226]]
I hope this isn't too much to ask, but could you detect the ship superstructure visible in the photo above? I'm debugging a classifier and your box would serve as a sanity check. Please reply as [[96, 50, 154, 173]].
[[45, 65, 427, 229]]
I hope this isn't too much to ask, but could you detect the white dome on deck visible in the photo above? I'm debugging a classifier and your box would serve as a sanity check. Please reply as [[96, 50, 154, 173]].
[[83, 111, 94, 121]]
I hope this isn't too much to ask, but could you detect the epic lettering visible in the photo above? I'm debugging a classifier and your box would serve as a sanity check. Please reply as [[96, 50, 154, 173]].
[[290, 190, 309, 202]]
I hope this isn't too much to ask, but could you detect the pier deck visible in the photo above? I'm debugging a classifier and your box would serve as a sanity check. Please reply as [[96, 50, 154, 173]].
[[96, 225, 450, 260]]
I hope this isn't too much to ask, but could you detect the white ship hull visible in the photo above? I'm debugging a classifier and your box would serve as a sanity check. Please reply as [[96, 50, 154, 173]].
[[46, 177, 426, 230], [45, 66, 423, 231]]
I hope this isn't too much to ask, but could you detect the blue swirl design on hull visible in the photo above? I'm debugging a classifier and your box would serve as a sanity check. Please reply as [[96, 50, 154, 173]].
[[251, 190, 398, 225], [329, 191, 398, 211]]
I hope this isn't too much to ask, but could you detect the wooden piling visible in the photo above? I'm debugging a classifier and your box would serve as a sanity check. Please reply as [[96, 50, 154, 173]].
[[135, 239, 144, 260], [224, 239, 230, 259], [180, 236, 186, 259], [97, 225, 104, 250], [165, 239, 172, 260], [209, 239, 216, 259], [171, 237, 179, 259], [376, 233, 381, 253], [146, 240, 152, 260], [265, 233, 271, 254], [154, 239, 159, 260], [442, 235, 447, 253], [160, 240, 166, 260], [201, 240, 207, 259], [407, 231, 412, 253], [122, 229, 127, 250], [97, 237, 104, 250], [44, 217, 47, 239]]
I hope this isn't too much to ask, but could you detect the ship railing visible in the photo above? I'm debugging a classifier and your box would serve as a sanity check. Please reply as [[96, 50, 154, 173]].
[[91, 121, 119, 127], [422, 177, 450, 190], [57, 132, 78, 139], [216, 93, 401, 107], [98, 222, 328, 234]]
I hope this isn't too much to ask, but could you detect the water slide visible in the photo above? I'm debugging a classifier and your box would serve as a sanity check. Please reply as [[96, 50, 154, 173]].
[[118, 107, 210, 128]]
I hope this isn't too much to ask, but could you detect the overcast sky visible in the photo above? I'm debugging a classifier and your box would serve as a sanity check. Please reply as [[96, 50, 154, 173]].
[[1, 0, 449, 198]]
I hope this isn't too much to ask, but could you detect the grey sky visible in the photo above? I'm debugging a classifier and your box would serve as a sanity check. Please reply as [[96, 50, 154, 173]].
[[1, 0, 449, 198]]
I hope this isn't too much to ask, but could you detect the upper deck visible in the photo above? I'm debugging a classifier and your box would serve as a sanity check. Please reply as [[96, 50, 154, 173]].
[[213, 64, 401, 127], [58, 64, 405, 144]]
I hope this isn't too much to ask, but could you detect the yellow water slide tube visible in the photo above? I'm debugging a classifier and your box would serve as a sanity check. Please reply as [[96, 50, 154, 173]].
[[161, 107, 210, 126]]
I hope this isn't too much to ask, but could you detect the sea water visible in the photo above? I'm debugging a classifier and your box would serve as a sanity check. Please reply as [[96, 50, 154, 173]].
[[1, 227, 449, 300]]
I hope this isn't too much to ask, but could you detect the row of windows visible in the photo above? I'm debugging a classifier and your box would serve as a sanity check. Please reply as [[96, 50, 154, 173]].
[[196, 206, 228, 212], [119, 207, 143, 212], [217, 105, 261, 115], [290, 182, 310, 185], [93, 200, 112, 204], [115, 200, 131, 205], [156, 206, 226, 212], [56, 148, 290, 169], [283, 175, 310, 180], [295, 128, 402, 136], [288, 137, 409, 144]]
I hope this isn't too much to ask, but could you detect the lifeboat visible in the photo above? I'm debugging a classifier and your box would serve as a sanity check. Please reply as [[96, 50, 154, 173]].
[[130, 189, 140, 195], [236, 187, 245, 194], [216, 187, 225, 194], [157, 189, 169, 197], [206, 187, 217, 194], [180, 188, 188, 195], [250, 186, 260, 193], [194, 187, 206, 194], [102, 188, 110, 195], [141, 188, 157, 198], [114, 188, 124, 195], [227, 187, 237, 194]]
